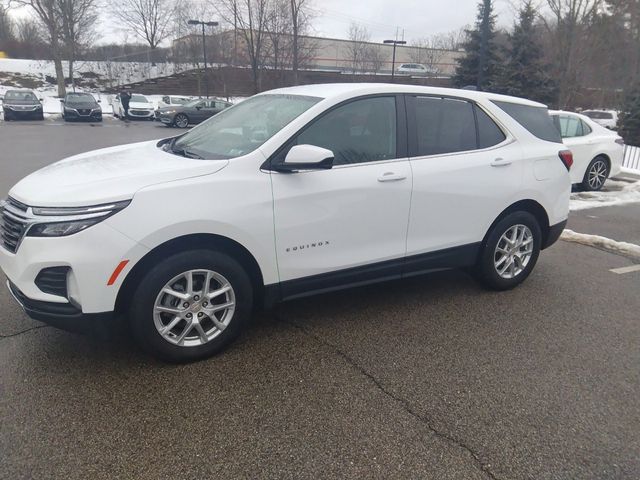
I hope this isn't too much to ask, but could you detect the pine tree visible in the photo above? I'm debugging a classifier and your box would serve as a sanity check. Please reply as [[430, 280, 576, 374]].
[[495, 1, 557, 104], [453, 0, 499, 90], [619, 83, 640, 146]]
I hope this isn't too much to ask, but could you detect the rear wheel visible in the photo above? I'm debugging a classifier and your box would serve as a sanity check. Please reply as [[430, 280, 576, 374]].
[[174, 113, 189, 128], [581, 156, 609, 191], [129, 249, 253, 362], [473, 211, 541, 291]]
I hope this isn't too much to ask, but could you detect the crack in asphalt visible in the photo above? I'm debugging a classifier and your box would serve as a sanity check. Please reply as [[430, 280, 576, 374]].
[[279, 315, 499, 480], [0, 325, 50, 339]]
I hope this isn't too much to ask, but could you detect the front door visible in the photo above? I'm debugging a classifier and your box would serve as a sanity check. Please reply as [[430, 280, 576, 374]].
[[270, 95, 412, 298]]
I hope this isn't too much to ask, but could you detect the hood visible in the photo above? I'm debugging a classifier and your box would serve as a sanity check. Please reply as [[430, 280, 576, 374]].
[[4, 98, 40, 106], [66, 102, 99, 109], [9, 140, 229, 207], [129, 101, 153, 109]]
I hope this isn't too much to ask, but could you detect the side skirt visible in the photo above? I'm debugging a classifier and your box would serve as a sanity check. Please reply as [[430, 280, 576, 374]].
[[264, 243, 481, 306]]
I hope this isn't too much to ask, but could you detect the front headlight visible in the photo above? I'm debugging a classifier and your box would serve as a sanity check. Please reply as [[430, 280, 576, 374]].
[[26, 200, 130, 238]]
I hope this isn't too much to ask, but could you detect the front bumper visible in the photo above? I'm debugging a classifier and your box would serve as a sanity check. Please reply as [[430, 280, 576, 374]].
[[7, 280, 115, 334], [127, 109, 154, 119], [64, 109, 102, 121], [4, 107, 43, 119]]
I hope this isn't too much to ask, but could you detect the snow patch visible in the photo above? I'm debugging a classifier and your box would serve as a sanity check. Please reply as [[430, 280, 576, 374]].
[[570, 179, 640, 211], [561, 229, 640, 260]]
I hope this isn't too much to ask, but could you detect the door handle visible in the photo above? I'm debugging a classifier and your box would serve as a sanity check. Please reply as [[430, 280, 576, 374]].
[[377, 172, 407, 182], [490, 157, 512, 167]]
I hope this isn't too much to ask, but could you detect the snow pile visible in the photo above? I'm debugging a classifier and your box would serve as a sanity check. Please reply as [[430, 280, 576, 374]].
[[561, 229, 640, 260], [570, 179, 640, 211]]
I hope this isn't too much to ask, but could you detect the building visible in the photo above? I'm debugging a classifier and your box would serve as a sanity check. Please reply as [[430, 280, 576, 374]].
[[173, 30, 463, 76]]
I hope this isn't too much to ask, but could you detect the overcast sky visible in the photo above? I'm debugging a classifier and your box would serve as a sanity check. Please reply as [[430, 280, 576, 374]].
[[308, 0, 520, 42]]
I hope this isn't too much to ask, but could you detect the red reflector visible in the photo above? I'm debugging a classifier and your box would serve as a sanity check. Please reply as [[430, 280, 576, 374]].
[[559, 150, 573, 171], [107, 260, 129, 286]]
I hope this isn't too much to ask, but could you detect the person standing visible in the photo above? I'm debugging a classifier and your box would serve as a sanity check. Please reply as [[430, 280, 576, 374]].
[[120, 90, 131, 120]]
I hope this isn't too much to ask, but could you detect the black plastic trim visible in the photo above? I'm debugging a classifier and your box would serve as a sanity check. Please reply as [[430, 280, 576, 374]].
[[7, 281, 115, 334], [277, 243, 480, 302], [543, 219, 567, 250]]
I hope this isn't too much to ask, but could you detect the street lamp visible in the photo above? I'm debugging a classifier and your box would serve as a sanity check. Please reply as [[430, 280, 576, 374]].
[[383, 39, 407, 82], [188, 19, 219, 97]]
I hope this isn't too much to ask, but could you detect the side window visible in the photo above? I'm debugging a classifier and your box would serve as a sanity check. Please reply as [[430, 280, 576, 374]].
[[162, 96, 170, 104], [296, 96, 397, 166], [413, 96, 476, 156], [476, 106, 506, 148], [493, 101, 561, 143], [559, 115, 584, 138], [580, 119, 592, 135]]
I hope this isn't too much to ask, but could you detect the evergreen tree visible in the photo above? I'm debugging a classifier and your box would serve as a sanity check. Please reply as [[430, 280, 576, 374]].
[[453, 0, 499, 90], [619, 83, 640, 146], [495, 1, 557, 104]]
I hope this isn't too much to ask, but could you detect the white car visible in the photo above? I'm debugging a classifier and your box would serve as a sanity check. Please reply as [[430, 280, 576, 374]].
[[157, 95, 193, 109], [550, 110, 623, 191], [0, 84, 570, 362], [581, 109, 618, 130], [396, 63, 438, 76], [113, 93, 154, 120]]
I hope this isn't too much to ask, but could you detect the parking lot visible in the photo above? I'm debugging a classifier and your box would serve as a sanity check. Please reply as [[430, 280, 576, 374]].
[[1, 118, 639, 479]]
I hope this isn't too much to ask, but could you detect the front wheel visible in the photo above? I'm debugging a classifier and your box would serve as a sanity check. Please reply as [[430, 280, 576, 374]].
[[129, 250, 253, 362], [174, 113, 189, 128], [473, 211, 541, 291], [582, 157, 609, 191]]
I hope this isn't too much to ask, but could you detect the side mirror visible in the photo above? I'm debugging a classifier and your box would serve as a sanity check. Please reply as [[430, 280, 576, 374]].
[[97, 99, 101, 103], [60, 99, 65, 103], [274, 144, 335, 173]]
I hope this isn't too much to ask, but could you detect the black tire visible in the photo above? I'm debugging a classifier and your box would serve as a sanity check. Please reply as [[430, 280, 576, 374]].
[[581, 156, 609, 191], [473, 211, 542, 291], [173, 113, 189, 128], [129, 249, 253, 362]]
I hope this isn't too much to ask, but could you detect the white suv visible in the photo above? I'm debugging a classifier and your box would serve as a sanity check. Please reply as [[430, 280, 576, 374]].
[[0, 84, 571, 362]]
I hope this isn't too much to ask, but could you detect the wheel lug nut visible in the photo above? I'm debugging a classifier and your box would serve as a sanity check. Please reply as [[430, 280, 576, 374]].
[[183, 302, 189, 308], [194, 295, 200, 301], [186, 313, 192, 318], [198, 312, 203, 317], [202, 302, 208, 307]]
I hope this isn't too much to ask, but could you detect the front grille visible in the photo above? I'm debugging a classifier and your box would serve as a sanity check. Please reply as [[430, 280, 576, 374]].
[[77, 109, 91, 116], [130, 109, 150, 115], [0, 197, 30, 253], [35, 266, 70, 298]]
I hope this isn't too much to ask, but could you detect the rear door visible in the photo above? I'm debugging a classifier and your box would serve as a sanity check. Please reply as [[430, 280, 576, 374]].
[[269, 95, 412, 297], [554, 114, 593, 183], [404, 95, 523, 270]]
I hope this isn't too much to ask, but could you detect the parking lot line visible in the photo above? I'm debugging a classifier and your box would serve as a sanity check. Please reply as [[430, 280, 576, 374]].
[[610, 264, 640, 274]]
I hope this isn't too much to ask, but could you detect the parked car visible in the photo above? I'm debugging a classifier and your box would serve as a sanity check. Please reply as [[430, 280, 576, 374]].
[[550, 110, 623, 191], [396, 63, 438, 76], [113, 93, 154, 120], [61, 92, 102, 122], [156, 98, 232, 128], [0, 84, 570, 362], [157, 95, 193, 109], [2, 90, 44, 121], [581, 109, 618, 130]]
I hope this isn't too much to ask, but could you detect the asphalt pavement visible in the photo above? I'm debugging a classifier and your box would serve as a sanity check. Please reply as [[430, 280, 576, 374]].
[[1, 119, 639, 480]]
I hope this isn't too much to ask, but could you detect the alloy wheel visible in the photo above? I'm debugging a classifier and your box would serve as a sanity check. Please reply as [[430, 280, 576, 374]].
[[587, 159, 608, 190], [153, 269, 235, 347], [494, 224, 534, 279], [175, 114, 188, 128]]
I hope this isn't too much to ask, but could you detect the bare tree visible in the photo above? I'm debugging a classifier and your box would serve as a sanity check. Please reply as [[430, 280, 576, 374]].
[[12, 0, 67, 96], [57, 0, 99, 89], [346, 22, 370, 73], [15, 16, 42, 44], [113, 0, 175, 55], [543, 0, 602, 106], [266, 0, 292, 70], [0, 5, 14, 43], [289, 0, 310, 84], [410, 37, 445, 73], [366, 43, 386, 74], [214, 0, 271, 93]]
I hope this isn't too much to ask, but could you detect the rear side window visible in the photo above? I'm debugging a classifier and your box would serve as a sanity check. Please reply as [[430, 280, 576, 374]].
[[476, 107, 507, 148], [493, 101, 561, 143], [413, 97, 477, 156]]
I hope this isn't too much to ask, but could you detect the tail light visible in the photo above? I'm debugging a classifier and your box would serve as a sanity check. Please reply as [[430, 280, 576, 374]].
[[558, 150, 573, 171]]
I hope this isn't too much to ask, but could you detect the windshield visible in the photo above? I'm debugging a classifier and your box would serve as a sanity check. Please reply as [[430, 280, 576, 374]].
[[182, 99, 202, 108], [583, 110, 613, 120], [172, 94, 322, 159], [5, 91, 37, 101], [66, 93, 95, 104], [172, 97, 190, 105], [131, 94, 149, 103]]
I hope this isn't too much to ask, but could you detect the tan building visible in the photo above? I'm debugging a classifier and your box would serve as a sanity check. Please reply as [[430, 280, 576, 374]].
[[173, 30, 462, 77]]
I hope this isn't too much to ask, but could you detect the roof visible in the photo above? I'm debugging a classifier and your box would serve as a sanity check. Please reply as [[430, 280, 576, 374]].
[[263, 83, 548, 108]]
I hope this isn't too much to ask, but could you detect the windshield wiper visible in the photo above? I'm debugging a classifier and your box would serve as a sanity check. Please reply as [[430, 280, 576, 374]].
[[168, 138, 203, 159]]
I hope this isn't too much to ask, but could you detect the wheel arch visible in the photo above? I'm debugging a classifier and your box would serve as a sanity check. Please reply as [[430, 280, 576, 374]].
[[115, 233, 265, 315], [482, 199, 551, 252]]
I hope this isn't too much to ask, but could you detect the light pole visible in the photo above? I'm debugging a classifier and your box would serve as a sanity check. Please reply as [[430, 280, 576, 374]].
[[188, 19, 219, 98], [383, 39, 407, 82]]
